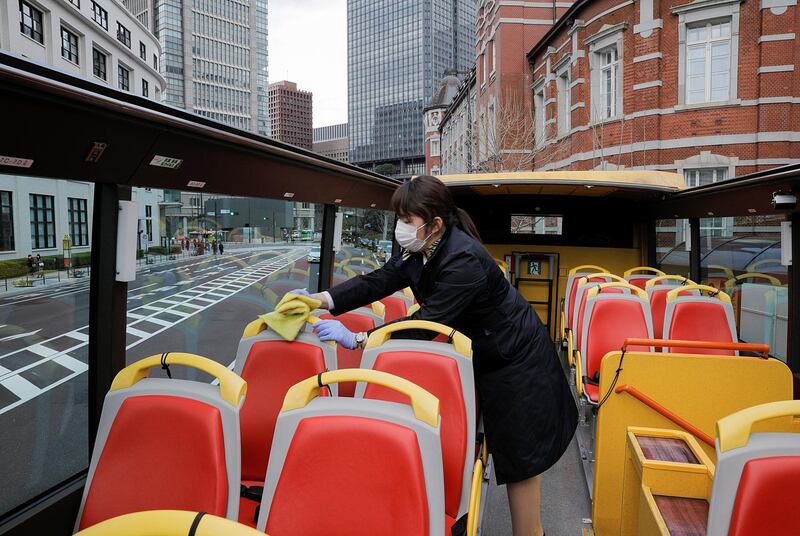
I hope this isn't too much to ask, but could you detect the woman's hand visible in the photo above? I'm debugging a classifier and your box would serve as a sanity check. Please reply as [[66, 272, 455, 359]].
[[287, 289, 330, 309], [313, 319, 356, 349]]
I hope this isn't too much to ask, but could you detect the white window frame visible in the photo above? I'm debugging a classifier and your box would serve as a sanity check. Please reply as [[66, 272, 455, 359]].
[[430, 136, 440, 157], [587, 23, 626, 124], [481, 52, 487, 87], [556, 67, 571, 137], [674, 0, 741, 106], [685, 20, 732, 104], [490, 38, 497, 77], [533, 82, 546, 146]]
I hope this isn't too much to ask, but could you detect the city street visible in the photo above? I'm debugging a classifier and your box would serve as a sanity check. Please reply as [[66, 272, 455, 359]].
[[0, 245, 310, 514]]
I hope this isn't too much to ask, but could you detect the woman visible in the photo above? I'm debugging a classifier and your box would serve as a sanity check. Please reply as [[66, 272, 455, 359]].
[[302, 175, 577, 536]]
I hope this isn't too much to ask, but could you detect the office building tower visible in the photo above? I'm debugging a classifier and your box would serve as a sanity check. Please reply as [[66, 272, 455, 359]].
[[268, 81, 313, 150], [313, 123, 349, 163], [347, 0, 476, 176]]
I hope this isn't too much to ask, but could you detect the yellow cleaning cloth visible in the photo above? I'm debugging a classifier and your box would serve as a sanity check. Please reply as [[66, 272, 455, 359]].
[[260, 292, 322, 341]]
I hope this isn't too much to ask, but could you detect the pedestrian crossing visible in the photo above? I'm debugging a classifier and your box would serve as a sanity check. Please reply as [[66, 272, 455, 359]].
[[0, 248, 306, 415]]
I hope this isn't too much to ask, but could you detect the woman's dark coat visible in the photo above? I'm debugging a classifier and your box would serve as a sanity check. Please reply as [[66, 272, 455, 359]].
[[327, 225, 578, 484]]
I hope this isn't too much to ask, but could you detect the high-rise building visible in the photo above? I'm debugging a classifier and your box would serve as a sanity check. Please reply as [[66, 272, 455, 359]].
[[347, 0, 476, 177], [123, 0, 270, 136], [268, 81, 313, 150], [313, 124, 348, 163]]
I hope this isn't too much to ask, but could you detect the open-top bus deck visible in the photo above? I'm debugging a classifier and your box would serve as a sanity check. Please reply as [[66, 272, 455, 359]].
[[0, 52, 798, 536]]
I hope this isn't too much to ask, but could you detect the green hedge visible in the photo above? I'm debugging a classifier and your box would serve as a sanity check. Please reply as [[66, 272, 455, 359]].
[[0, 252, 93, 279]]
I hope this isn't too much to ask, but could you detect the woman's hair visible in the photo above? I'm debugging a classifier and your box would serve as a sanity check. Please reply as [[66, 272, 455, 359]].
[[390, 175, 481, 241]]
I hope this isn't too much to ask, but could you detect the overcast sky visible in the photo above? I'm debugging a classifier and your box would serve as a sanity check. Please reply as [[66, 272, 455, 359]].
[[269, 0, 348, 129]]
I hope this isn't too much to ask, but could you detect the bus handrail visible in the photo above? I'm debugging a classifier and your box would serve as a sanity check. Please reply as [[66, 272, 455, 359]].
[[614, 384, 714, 447], [622, 338, 770, 359]]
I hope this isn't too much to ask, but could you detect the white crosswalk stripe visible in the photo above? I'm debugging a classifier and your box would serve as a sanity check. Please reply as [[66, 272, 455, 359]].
[[0, 248, 307, 415]]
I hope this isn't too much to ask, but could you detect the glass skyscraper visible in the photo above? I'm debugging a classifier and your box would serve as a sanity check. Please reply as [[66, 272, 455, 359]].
[[348, 0, 475, 176], [124, 0, 270, 136]]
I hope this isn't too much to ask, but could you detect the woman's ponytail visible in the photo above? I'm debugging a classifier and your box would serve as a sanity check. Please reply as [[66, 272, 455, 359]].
[[454, 207, 482, 242]]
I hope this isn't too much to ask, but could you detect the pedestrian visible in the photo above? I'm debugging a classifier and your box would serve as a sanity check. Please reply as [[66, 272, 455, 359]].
[[218, 242, 224, 255], [293, 175, 577, 536], [27, 254, 34, 274], [212, 241, 218, 255]]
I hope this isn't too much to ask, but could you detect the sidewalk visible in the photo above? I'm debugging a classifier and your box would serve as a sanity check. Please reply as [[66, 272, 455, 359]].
[[0, 243, 293, 299]]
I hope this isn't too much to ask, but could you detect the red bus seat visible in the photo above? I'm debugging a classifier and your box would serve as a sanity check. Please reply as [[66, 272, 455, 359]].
[[578, 283, 653, 404], [706, 401, 800, 535], [380, 294, 409, 322], [645, 276, 698, 341], [75, 354, 245, 531], [256, 369, 446, 536], [357, 320, 475, 524], [662, 285, 738, 355], [623, 266, 666, 290], [571, 273, 627, 362], [563, 265, 609, 337], [319, 303, 384, 397], [233, 318, 337, 521]]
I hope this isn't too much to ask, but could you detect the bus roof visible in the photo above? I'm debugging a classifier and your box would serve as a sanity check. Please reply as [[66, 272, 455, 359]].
[[438, 170, 686, 196]]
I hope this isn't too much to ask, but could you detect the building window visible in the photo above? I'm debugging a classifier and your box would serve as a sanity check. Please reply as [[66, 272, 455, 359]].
[[481, 53, 487, 86], [68, 198, 89, 247], [685, 167, 730, 236], [534, 86, 545, 145], [69, 0, 79, 7], [153, 53, 158, 70], [19, 1, 43, 44], [117, 22, 131, 48], [430, 137, 440, 157], [91, 1, 107, 30], [139, 41, 146, 61], [92, 48, 107, 80], [686, 20, 731, 104], [29, 194, 55, 249], [61, 27, 79, 64], [142, 79, 149, 97], [597, 48, 619, 119], [0, 191, 15, 251], [490, 40, 496, 75], [557, 70, 571, 136], [118, 65, 130, 91]]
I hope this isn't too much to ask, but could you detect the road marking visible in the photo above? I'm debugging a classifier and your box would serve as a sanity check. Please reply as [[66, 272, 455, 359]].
[[1, 375, 39, 399], [0, 329, 42, 343], [126, 327, 151, 339], [28, 344, 57, 358]]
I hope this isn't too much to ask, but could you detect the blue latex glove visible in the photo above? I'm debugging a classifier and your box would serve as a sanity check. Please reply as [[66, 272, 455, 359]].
[[288, 288, 310, 296], [313, 319, 357, 349]]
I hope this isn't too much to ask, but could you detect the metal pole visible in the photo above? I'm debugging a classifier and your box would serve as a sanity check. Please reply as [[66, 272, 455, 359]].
[[689, 218, 701, 282], [318, 204, 337, 292], [787, 212, 800, 395], [88, 184, 129, 447]]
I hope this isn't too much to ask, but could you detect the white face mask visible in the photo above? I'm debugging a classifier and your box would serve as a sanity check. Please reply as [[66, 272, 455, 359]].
[[395, 219, 433, 252]]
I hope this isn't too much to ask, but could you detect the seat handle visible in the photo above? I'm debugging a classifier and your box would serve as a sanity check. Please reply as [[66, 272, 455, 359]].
[[568, 264, 609, 276], [111, 353, 247, 407], [577, 272, 626, 288], [622, 338, 769, 358], [282, 368, 440, 428], [645, 275, 695, 289], [365, 319, 472, 357], [717, 400, 800, 452], [586, 281, 647, 300], [623, 266, 666, 278], [665, 284, 731, 303], [723, 272, 782, 289]]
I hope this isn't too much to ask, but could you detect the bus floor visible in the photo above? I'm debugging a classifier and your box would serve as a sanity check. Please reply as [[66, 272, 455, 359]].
[[482, 434, 592, 535]]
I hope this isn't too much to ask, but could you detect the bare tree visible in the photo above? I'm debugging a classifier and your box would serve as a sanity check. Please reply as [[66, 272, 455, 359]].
[[472, 90, 537, 172]]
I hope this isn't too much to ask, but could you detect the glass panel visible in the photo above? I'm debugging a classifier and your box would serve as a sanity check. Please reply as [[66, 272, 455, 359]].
[[126, 192, 321, 376], [333, 207, 394, 286], [699, 214, 788, 361], [0, 175, 94, 516], [510, 214, 563, 235], [656, 218, 691, 277]]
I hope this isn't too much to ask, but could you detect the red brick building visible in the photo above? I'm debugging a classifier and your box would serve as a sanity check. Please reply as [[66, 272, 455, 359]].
[[527, 0, 800, 176], [474, 0, 574, 171], [268, 81, 313, 150]]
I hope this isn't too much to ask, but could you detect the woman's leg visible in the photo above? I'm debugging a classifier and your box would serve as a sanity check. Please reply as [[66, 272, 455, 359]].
[[507, 475, 544, 536]]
